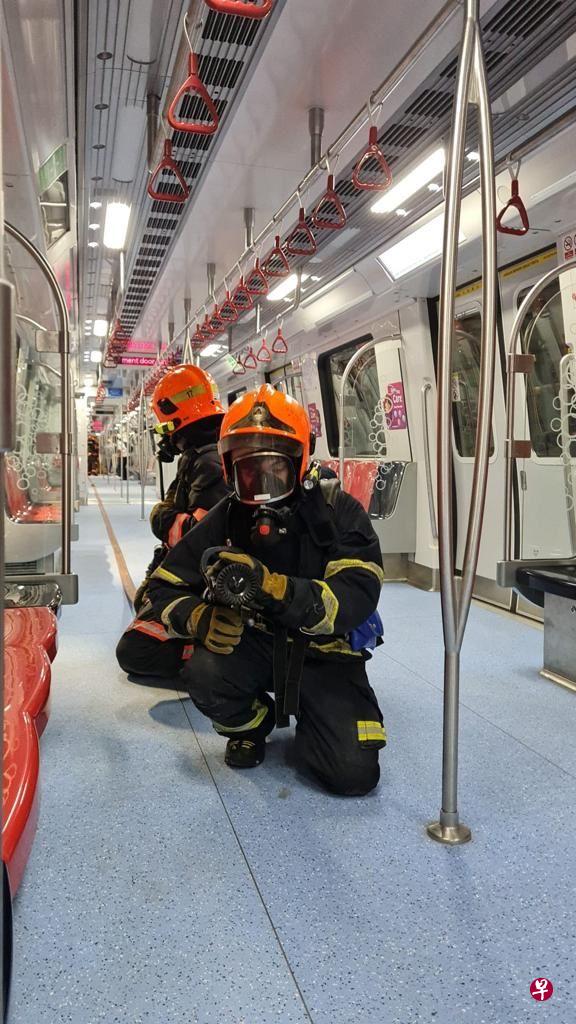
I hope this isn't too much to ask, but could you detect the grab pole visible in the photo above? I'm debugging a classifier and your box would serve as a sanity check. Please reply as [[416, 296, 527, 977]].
[[138, 385, 146, 521], [427, 0, 497, 845]]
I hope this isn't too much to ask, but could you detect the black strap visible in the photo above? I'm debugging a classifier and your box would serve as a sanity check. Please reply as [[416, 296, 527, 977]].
[[272, 626, 308, 727]]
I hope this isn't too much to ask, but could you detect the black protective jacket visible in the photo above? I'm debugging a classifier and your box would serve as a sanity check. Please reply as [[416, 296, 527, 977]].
[[150, 443, 229, 549], [147, 483, 384, 659]]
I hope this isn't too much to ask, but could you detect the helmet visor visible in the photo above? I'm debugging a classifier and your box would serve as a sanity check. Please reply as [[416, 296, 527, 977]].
[[232, 452, 297, 505]]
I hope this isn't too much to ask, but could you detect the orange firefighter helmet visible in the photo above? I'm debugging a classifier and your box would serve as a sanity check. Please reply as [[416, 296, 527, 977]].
[[151, 364, 224, 436], [218, 384, 314, 503]]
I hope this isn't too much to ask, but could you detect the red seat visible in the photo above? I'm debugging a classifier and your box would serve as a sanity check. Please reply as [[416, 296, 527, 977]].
[[2, 703, 40, 893], [4, 645, 51, 737], [323, 459, 380, 512], [5, 607, 58, 662]]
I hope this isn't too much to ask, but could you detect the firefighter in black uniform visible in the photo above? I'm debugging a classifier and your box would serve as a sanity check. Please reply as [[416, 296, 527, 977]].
[[146, 384, 386, 796], [116, 364, 229, 678]]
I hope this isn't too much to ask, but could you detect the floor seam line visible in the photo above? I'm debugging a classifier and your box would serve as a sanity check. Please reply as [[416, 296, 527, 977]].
[[178, 694, 316, 1024], [91, 481, 136, 608], [381, 650, 576, 782]]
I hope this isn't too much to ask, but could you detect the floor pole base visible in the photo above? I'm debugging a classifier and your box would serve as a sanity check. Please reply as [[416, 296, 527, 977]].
[[426, 821, 472, 845]]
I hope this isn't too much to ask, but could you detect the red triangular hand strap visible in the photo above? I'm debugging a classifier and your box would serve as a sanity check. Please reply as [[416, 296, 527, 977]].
[[167, 54, 219, 136], [245, 259, 269, 295], [262, 235, 290, 278], [209, 306, 225, 334], [243, 347, 258, 369], [271, 328, 288, 354], [147, 140, 189, 203], [313, 175, 346, 230], [496, 179, 529, 236], [219, 291, 238, 322], [286, 207, 317, 256], [204, 0, 273, 19], [352, 127, 393, 192], [232, 277, 254, 311], [257, 338, 271, 362]]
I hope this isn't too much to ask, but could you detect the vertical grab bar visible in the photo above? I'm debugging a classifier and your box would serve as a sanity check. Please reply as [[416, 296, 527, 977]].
[[138, 385, 146, 522], [421, 381, 438, 542], [427, 0, 497, 846], [4, 221, 73, 574]]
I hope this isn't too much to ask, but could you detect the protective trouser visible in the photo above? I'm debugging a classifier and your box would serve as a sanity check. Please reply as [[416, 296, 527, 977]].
[[116, 612, 193, 679], [180, 629, 386, 796]]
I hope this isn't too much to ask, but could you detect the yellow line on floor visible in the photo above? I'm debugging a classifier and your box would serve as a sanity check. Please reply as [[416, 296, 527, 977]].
[[91, 482, 136, 607]]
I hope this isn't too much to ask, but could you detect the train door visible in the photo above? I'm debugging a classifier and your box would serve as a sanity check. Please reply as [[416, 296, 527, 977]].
[[499, 248, 574, 575], [318, 333, 417, 573], [449, 281, 509, 605]]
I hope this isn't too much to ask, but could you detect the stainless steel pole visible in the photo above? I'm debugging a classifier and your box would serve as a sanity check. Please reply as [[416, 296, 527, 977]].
[[427, 0, 496, 846], [4, 222, 72, 573], [139, 386, 146, 521]]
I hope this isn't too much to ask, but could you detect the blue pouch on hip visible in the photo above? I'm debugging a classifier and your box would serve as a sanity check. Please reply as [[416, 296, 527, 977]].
[[349, 610, 384, 652]]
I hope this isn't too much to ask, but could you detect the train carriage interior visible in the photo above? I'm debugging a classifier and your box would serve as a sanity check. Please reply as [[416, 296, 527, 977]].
[[1, 0, 576, 1021]]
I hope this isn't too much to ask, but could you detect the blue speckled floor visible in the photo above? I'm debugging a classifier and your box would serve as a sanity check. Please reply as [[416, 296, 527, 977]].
[[9, 481, 576, 1024]]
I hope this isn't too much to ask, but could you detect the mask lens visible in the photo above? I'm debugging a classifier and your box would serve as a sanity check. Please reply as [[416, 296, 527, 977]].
[[233, 452, 296, 504]]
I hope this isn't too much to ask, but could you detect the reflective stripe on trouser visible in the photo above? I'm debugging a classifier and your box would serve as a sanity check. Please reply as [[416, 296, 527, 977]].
[[116, 617, 189, 678], [180, 629, 385, 795]]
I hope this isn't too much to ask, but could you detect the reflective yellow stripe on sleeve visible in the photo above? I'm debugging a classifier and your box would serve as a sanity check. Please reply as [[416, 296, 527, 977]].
[[325, 559, 385, 585], [301, 580, 339, 636], [151, 565, 188, 586], [160, 596, 195, 637]]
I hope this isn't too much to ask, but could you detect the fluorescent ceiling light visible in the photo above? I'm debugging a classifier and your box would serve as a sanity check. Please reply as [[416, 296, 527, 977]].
[[267, 273, 309, 302], [88, 241, 99, 248], [90, 201, 102, 209], [93, 318, 109, 337], [201, 343, 228, 358], [371, 148, 445, 214], [103, 201, 131, 250], [467, 150, 480, 162], [396, 208, 408, 217], [530, 170, 576, 205], [90, 350, 103, 363], [377, 214, 465, 280], [300, 268, 355, 308]]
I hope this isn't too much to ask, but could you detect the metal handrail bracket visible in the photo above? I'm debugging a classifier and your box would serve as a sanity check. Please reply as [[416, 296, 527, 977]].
[[427, 0, 497, 846]]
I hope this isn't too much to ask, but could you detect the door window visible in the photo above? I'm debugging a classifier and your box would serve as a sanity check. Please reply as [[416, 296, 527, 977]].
[[517, 281, 572, 458], [319, 338, 381, 457], [451, 310, 495, 457]]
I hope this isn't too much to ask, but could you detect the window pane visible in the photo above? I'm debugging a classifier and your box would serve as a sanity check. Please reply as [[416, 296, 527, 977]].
[[518, 281, 571, 458], [327, 342, 382, 457], [451, 312, 495, 457]]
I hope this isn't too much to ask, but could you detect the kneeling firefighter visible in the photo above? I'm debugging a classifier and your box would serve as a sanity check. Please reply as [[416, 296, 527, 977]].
[[116, 364, 229, 678], [146, 384, 387, 796]]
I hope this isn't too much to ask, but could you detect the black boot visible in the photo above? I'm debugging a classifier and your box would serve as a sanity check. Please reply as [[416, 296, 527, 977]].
[[223, 692, 274, 769], [225, 737, 267, 768]]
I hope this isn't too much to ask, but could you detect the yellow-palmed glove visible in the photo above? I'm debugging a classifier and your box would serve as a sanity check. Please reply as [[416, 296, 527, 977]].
[[187, 602, 244, 655]]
